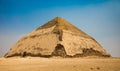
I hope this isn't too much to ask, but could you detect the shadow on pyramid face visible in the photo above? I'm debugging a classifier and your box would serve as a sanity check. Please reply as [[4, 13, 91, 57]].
[[73, 48, 111, 57], [4, 45, 110, 58], [52, 44, 67, 57]]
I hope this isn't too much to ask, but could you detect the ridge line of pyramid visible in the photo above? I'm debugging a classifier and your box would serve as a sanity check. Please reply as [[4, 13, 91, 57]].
[[35, 17, 65, 30], [35, 17, 92, 38]]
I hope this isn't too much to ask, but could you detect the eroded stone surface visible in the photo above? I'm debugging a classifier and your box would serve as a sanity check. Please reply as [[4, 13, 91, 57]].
[[4, 17, 111, 58]]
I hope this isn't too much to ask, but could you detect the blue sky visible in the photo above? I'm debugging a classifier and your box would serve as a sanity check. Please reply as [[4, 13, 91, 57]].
[[0, 0, 120, 57]]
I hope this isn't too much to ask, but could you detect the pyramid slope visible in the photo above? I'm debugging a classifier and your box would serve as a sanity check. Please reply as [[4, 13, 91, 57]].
[[4, 17, 111, 58], [36, 17, 91, 38]]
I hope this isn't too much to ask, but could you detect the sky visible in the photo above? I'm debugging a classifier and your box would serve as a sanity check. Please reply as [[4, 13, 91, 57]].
[[0, 0, 120, 57]]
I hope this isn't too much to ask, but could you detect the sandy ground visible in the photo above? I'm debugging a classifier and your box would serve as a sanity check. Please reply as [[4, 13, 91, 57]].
[[0, 57, 120, 71]]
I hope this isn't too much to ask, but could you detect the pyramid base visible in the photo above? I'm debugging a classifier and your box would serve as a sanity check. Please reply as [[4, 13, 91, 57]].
[[4, 48, 111, 58]]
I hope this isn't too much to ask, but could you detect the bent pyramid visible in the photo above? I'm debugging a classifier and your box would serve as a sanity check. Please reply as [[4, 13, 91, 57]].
[[5, 17, 110, 57]]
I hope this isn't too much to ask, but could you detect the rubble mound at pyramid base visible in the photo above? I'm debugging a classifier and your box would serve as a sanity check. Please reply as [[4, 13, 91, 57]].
[[4, 54, 110, 58], [5, 45, 110, 58]]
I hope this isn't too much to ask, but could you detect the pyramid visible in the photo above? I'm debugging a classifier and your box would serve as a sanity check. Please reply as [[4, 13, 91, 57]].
[[5, 17, 111, 58]]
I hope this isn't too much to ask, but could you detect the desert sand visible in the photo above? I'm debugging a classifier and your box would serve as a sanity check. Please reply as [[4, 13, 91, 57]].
[[0, 57, 120, 71]]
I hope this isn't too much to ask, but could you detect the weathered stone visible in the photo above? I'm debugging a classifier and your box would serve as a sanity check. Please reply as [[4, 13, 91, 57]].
[[4, 17, 111, 58]]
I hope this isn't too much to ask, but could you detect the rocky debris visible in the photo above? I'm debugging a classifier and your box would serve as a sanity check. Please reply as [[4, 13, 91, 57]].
[[4, 17, 111, 58]]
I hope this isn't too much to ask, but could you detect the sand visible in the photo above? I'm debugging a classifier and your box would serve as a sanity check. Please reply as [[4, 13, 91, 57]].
[[0, 57, 120, 71]]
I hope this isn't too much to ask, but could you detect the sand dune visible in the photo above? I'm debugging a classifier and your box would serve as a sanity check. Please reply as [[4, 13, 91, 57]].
[[0, 57, 120, 71]]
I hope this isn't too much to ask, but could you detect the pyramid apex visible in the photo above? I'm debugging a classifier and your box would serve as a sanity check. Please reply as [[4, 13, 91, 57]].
[[36, 17, 88, 36], [53, 16, 64, 22], [55, 16, 63, 19]]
